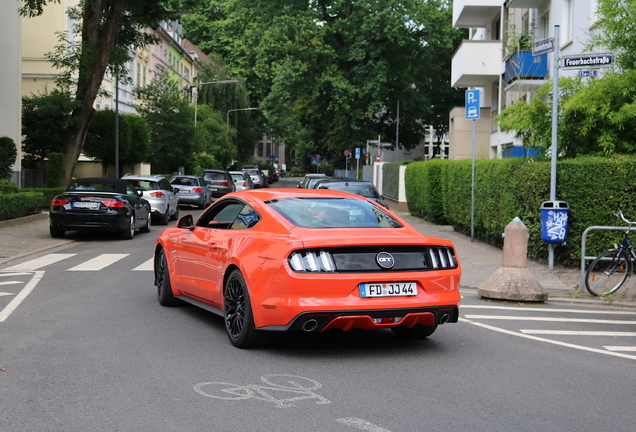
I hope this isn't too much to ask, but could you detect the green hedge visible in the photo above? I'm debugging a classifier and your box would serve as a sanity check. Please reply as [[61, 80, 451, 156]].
[[0, 192, 47, 221], [23, 187, 65, 205], [405, 156, 636, 266]]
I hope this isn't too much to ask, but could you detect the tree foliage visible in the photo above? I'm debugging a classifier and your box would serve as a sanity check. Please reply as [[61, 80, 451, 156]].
[[0, 137, 18, 179], [182, 0, 465, 168]]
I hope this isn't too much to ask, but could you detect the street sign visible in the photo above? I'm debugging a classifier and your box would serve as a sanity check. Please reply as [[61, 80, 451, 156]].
[[532, 38, 554, 56], [268, 155, 275, 162], [579, 70, 598, 77], [343, 150, 350, 156], [376, 154, 381, 162], [311, 157, 318, 165], [465, 90, 480, 120], [562, 53, 613, 69], [355, 148, 360, 159]]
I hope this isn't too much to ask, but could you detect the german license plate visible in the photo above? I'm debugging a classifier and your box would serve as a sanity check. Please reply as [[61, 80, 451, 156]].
[[73, 202, 100, 209], [209, 187, 217, 191], [180, 190, 190, 194], [359, 282, 417, 298]]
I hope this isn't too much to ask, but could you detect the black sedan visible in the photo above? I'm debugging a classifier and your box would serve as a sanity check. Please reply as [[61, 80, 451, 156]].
[[49, 178, 152, 239]]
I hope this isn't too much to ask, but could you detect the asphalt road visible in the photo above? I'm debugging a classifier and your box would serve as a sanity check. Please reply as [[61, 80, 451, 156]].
[[2, 179, 636, 431]]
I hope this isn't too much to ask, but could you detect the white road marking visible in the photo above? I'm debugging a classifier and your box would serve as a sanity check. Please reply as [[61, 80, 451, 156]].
[[0, 292, 14, 297], [604, 346, 636, 352], [465, 315, 636, 325], [67, 254, 128, 271], [0, 281, 23, 286], [461, 304, 636, 315], [521, 330, 636, 336], [336, 417, 392, 432], [0, 271, 44, 322], [0, 272, 33, 278], [132, 258, 153, 271], [460, 318, 636, 361], [5, 254, 76, 271]]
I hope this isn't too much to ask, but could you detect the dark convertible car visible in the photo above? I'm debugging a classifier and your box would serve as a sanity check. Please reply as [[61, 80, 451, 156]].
[[49, 178, 152, 239]]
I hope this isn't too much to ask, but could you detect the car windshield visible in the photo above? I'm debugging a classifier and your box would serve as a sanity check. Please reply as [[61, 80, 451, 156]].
[[266, 198, 402, 229], [318, 183, 380, 199], [67, 181, 120, 192], [231, 174, 245, 181]]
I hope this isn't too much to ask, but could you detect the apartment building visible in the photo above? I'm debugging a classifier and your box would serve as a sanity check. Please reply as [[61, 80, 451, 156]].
[[451, 0, 603, 159]]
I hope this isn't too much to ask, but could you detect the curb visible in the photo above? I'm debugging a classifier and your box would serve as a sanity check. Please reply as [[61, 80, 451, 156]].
[[0, 212, 49, 228]]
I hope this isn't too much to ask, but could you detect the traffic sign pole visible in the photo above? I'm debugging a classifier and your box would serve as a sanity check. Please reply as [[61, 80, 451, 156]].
[[548, 25, 560, 271]]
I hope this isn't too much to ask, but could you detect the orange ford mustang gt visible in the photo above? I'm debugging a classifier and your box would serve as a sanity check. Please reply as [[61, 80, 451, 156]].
[[154, 188, 461, 348]]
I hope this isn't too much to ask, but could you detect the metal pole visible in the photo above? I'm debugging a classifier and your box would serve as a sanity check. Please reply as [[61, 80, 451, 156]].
[[549, 25, 560, 271], [471, 119, 476, 242], [115, 74, 119, 178]]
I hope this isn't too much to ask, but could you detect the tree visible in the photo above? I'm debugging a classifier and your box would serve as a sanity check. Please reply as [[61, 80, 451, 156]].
[[20, 0, 184, 186], [82, 109, 151, 175], [0, 137, 18, 179], [182, 0, 465, 169]]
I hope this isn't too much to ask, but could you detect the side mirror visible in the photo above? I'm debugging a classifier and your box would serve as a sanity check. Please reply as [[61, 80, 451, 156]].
[[177, 214, 194, 229], [173, 187, 180, 194]]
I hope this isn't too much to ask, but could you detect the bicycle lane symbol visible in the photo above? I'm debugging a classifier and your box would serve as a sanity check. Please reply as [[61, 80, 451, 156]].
[[193, 374, 332, 408]]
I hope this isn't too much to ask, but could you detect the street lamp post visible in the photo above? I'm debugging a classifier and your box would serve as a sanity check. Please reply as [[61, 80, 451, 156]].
[[194, 80, 239, 127], [226, 107, 259, 137], [395, 83, 416, 162]]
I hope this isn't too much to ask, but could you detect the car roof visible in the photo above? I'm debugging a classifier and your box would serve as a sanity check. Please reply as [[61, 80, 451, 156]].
[[225, 188, 367, 202], [66, 177, 132, 194], [122, 174, 164, 180]]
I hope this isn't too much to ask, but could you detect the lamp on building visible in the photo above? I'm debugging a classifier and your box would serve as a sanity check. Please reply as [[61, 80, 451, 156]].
[[395, 83, 416, 162]]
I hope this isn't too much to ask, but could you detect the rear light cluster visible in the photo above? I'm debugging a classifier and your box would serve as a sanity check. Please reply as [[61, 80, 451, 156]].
[[192, 188, 203, 193], [150, 192, 165, 198], [51, 199, 69, 206], [428, 247, 457, 270], [289, 250, 336, 272], [220, 181, 230, 186], [101, 200, 125, 208]]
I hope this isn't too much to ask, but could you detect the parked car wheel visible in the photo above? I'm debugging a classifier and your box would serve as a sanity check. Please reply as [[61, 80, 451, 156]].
[[50, 226, 65, 238], [224, 269, 269, 348], [120, 214, 135, 240], [139, 215, 151, 233]]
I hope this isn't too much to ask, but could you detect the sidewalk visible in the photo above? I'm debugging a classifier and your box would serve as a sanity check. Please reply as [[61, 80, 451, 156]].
[[1, 210, 635, 307]]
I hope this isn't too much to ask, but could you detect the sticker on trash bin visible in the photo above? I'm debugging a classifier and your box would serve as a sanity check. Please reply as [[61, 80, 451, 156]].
[[543, 210, 569, 242]]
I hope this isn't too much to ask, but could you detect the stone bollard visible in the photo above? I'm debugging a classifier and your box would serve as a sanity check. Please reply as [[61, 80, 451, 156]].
[[478, 217, 548, 302]]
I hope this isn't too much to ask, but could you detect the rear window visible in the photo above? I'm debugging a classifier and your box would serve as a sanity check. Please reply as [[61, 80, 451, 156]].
[[171, 177, 197, 186], [318, 183, 380, 199], [67, 181, 120, 192], [266, 198, 401, 229], [128, 180, 158, 190], [204, 172, 226, 181]]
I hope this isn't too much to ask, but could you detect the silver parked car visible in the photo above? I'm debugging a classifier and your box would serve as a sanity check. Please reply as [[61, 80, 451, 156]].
[[230, 171, 254, 192], [170, 175, 212, 209], [121, 174, 179, 224]]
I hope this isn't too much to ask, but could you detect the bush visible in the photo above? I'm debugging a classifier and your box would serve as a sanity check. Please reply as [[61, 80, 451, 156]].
[[0, 192, 46, 221], [0, 178, 20, 194]]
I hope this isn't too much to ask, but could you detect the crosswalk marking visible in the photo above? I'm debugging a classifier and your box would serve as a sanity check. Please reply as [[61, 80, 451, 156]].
[[521, 330, 636, 336], [5, 254, 76, 271], [0, 292, 13, 297], [0, 281, 23, 286], [132, 258, 153, 271], [464, 314, 636, 325], [67, 254, 128, 271]]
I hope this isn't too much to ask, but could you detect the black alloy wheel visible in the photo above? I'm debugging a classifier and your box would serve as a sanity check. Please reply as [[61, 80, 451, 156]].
[[156, 248, 177, 306], [224, 269, 269, 348]]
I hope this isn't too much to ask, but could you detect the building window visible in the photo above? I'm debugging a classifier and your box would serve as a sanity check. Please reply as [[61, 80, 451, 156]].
[[563, 0, 574, 43]]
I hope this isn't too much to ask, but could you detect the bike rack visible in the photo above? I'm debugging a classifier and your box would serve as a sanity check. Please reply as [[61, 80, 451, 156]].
[[580, 226, 631, 291]]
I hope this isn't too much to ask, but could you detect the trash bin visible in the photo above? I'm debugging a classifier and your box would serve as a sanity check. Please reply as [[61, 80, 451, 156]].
[[540, 201, 569, 244]]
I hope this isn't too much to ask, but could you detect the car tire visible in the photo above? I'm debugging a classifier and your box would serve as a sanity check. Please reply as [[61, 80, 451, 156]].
[[224, 269, 270, 348], [120, 214, 135, 240], [156, 248, 177, 306], [156, 211, 169, 225], [50, 225, 65, 238], [139, 214, 151, 233], [170, 205, 179, 221], [391, 324, 438, 340]]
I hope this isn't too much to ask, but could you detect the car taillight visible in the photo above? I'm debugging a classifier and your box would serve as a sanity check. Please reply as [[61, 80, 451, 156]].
[[242, 182, 247, 187], [101, 200, 125, 208], [220, 181, 229, 186], [289, 250, 336, 272], [150, 191, 165, 197], [51, 199, 69, 206], [192, 188, 203, 193]]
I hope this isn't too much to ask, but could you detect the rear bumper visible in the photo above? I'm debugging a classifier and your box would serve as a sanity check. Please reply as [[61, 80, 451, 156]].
[[50, 213, 129, 232], [176, 194, 205, 205], [259, 306, 459, 332]]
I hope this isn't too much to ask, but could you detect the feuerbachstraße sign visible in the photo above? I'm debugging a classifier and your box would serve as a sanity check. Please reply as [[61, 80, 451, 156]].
[[562, 53, 613, 69]]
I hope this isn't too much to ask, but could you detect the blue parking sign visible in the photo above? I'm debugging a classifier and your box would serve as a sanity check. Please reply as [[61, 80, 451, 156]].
[[465, 90, 480, 120]]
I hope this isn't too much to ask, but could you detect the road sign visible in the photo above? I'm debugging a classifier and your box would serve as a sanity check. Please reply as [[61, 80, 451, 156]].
[[343, 150, 350, 156], [465, 90, 480, 120], [562, 53, 613, 69], [268, 155, 275, 162], [311, 158, 318, 165], [355, 148, 360, 159], [532, 38, 554, 56], [315, 154, 321, 159], [376, 154, 381, 162], [579, 70, 598, 77]]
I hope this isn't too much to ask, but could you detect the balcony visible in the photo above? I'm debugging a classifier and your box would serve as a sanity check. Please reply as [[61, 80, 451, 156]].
[[503, 51, 548, 91], [507, 0, 545, 8], [453, 0, 502, 28], [452, 40, 502, 88]]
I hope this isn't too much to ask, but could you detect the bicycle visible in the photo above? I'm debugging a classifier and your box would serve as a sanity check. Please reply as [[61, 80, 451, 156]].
[[585, 210, 636, 296]]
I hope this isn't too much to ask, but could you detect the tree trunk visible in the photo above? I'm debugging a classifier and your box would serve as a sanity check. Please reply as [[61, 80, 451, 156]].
[[58, 0, 126, 186]]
